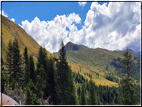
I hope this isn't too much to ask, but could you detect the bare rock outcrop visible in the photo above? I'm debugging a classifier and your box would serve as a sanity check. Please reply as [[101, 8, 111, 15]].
[[0, 93, 19, 105]]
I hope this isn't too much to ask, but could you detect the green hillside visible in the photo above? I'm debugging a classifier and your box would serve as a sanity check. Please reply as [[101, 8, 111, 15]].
[[53, 43, 140, 87], [1, 15, 52, 62]]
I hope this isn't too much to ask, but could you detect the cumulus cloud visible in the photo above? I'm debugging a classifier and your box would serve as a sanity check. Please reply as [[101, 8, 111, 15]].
[[1, 10, 8, 17], [21, 13, 81, 53], [83, 2, 141, 52], [78, 2, 87, 7], [21, 2, 141, 53], [11, 18, 15, 22], [1, 10, 16, 22]]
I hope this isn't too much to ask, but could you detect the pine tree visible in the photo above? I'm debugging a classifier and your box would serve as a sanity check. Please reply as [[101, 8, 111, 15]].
[[37, 46, 48, 72], [25, 79, 40, 105], [119, 48, 136, 105], [24, 47, 29, 85], [80, 82, 86, 105], [12, 38, 24, 88], [89, 77, 97, 105], [44, 58, 57, 104], [77, 86, 81, 104], [36, 64, 46, 99], [36, 47, 48, 99], [56, 41, 76, 105], [67, 67, 76, 104], [5, 40, 14, 88], [29, 55, 36, 84], [1, 58, 8, 93]]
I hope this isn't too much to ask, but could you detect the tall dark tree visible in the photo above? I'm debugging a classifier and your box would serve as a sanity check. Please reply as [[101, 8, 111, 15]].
[[12, 38, 24, 88], [77, 86, 81, 104], [23, 47, 29, 85], [119, 48, 136, 105], [80, 82, 86, 105], [1, 58, 8, 93], [88, 77, 97, 105], [56, 41, 76, 105], [5, 40, 14, 88], [29, 55, 36, 84], [25, 79, 40, 105], [36, 64, 46, 100], [36, 46, 48, 99], [36, 46, 48, 72], [44, 58, 57, 104], [67, 67, 76, 104]]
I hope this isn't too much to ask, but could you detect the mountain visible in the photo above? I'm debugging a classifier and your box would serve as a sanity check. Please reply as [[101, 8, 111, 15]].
[[1, 15, 52, 62], [64, 42, 89, 51], [53, 42, 140, 87], [2, 15, 140, 87]]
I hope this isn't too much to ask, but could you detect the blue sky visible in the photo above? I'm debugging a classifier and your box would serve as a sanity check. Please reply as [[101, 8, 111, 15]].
[[1, 2, 141, 53], [2, 2, 93, 28]]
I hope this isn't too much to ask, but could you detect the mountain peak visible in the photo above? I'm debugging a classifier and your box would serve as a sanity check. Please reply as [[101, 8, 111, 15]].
[[64, 42, 89, 51]]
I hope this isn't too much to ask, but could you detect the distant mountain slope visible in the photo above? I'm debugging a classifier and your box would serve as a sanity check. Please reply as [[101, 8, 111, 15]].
[[53, 44, 140, 87], [1, 15, 52, 61], [65, 42, 89, 51]]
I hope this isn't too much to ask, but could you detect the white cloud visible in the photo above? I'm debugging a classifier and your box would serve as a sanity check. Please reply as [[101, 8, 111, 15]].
[[20, 13, 81, 53], [78, 2, 87, 7], [21, 2, 141, 53], [83, 2, 141, 53], [1, 10, 8, 17], [11, 18, 15, 22], [78, 0, 87, 7], [1, 10, 16, 22]]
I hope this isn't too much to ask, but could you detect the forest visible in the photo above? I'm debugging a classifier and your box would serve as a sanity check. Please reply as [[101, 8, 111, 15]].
[[1, 38, 140, 105]]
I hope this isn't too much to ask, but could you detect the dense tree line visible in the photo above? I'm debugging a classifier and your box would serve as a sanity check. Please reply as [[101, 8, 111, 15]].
[[2, 39, 76, 105], [74, 72, 119, 105], [1, 39, 140, 105]]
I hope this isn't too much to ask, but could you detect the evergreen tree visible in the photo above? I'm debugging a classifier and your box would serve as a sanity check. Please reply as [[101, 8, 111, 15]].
[[36, 64, 46, 99], [37, 46, 48, 72], [12, 38, 24, 88], [5, 40, 14, 88], [25, 79, 40, 105], [44, 58, 57, 104], [89, 77, 97, 105], [67, 67, 76, 104], [1, 58, 8, 93], [119, 49, 136, 105], [80, 82, 86, 105], [36, 47, 48, 99], [77, 86, 81, 104], [29, 55, 36, 84], [24, 47, 29, 85], [56, 41, 76, 105]]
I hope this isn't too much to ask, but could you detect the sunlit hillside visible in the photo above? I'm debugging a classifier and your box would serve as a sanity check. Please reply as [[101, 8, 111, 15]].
[[1, 15, 52, 62], [53, 44, 140, 87]]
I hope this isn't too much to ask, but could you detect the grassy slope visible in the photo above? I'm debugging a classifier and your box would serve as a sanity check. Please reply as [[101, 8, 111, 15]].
[[53, 48, 140, 87], [1, 15, 53, 62]]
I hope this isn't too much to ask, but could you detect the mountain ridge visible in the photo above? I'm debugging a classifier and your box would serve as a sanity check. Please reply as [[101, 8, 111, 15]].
[[64, 41, 138, 55], [64, 41, 89, 51], [54, 42, 140, 86]]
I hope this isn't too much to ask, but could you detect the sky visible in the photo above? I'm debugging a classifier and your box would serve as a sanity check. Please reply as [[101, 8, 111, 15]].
[[1, 1, 141, 53]]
